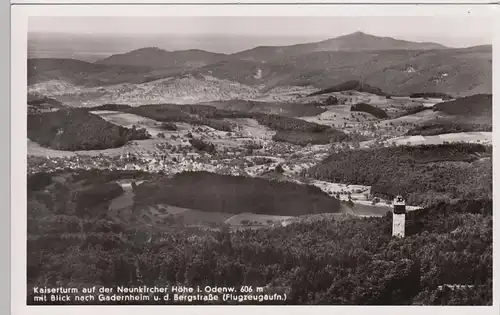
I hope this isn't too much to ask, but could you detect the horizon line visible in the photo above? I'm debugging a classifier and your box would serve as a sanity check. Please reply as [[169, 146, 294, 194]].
[[27, 31, 493, 58]]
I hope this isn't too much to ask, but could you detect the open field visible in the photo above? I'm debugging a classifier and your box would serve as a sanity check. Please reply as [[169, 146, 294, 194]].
[[380, 109, 443, 125], [92, 110, 228, 146], [101, 178, 238, 230], [136, 203, 301, 231], [27, 109, 265, 158], [350, 203, 392, 217], [25, 166, 356, 233], [309, 179, 370, 199], [94, 110, 232, 142], [308, 178, 422, 213], [298, 92, 452, 140], [27, 138, 164, 157], [223, 118, 275, 139], [146, 205, 234, 228], [361, 131, 492, 148], [90, 110, 166, 137], [68, 174, 298, 231], [108, 179, 312, 230], [224, 212, 293, 226], [254, 85, 320, 102], [301, 105, 380, 127]]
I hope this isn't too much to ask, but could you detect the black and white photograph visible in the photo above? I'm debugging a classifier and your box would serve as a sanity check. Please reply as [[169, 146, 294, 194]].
[[23, 10, 493, 306]]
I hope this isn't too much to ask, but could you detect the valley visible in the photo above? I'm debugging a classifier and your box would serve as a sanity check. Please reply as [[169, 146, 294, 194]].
[[27, 92, 492, 228]]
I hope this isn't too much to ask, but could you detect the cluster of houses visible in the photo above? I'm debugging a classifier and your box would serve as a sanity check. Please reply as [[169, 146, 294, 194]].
[[27, 149, 278, 178]]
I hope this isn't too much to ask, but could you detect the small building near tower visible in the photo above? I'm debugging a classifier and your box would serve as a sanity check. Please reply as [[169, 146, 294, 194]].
[[392, 195, 406, 238]]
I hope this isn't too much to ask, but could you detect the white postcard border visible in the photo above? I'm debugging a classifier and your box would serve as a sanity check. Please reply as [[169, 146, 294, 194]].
[[11, 3, 500, 315]]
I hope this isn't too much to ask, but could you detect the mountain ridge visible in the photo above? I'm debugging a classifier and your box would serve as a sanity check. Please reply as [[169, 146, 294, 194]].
[[27, 32, 492, 99], [95, 47, 228, 68], [92, 32, 452, 66], [230, 31, 449, 62]]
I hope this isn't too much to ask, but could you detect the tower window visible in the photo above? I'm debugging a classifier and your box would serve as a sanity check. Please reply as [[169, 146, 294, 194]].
[[393, 205, 406, 214]]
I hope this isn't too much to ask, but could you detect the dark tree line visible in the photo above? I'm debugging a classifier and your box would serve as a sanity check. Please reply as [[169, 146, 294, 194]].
[[395, 105, 428, 118], [433, 94, 492, 117], [85, 104, 132, 111], [410, 92, 453, 100], [406, 120, 492, 136], [272, 130, 341, 146], [189, 139, 217, 154], [27, 95, 64, 108], [160, 122, 177, 131], [350, 103, 388, 119], [308, 80, 387, 97], [253, 114, 347, 145], [197, 99, 327, 117]]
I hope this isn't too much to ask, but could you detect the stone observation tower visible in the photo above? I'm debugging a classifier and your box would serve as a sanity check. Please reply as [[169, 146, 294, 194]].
[[392, 195, 406, 238]]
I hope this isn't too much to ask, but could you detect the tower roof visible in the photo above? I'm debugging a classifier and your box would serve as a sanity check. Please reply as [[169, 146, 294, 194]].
[[393, 195, 406, 207]]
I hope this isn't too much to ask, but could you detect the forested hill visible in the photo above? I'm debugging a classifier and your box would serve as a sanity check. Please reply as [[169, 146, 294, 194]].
[[308, 80, 387, 97], [27, 109, 151, 151], [133, 171, 341, 216], [433, 94, 492, 117], [307, 143, 492, 206]]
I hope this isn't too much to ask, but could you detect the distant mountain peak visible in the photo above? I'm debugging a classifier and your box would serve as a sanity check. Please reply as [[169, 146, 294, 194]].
[[132, 47, 166, 53], [330, 31, 386, 41], [344, 31, 370, 36]]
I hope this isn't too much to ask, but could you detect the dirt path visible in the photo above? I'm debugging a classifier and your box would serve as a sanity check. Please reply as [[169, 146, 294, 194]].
[[109, 181, 135, 224]]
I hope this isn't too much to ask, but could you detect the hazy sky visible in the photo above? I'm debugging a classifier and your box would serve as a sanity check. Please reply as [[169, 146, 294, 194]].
[[29, 16, 492, 48]]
